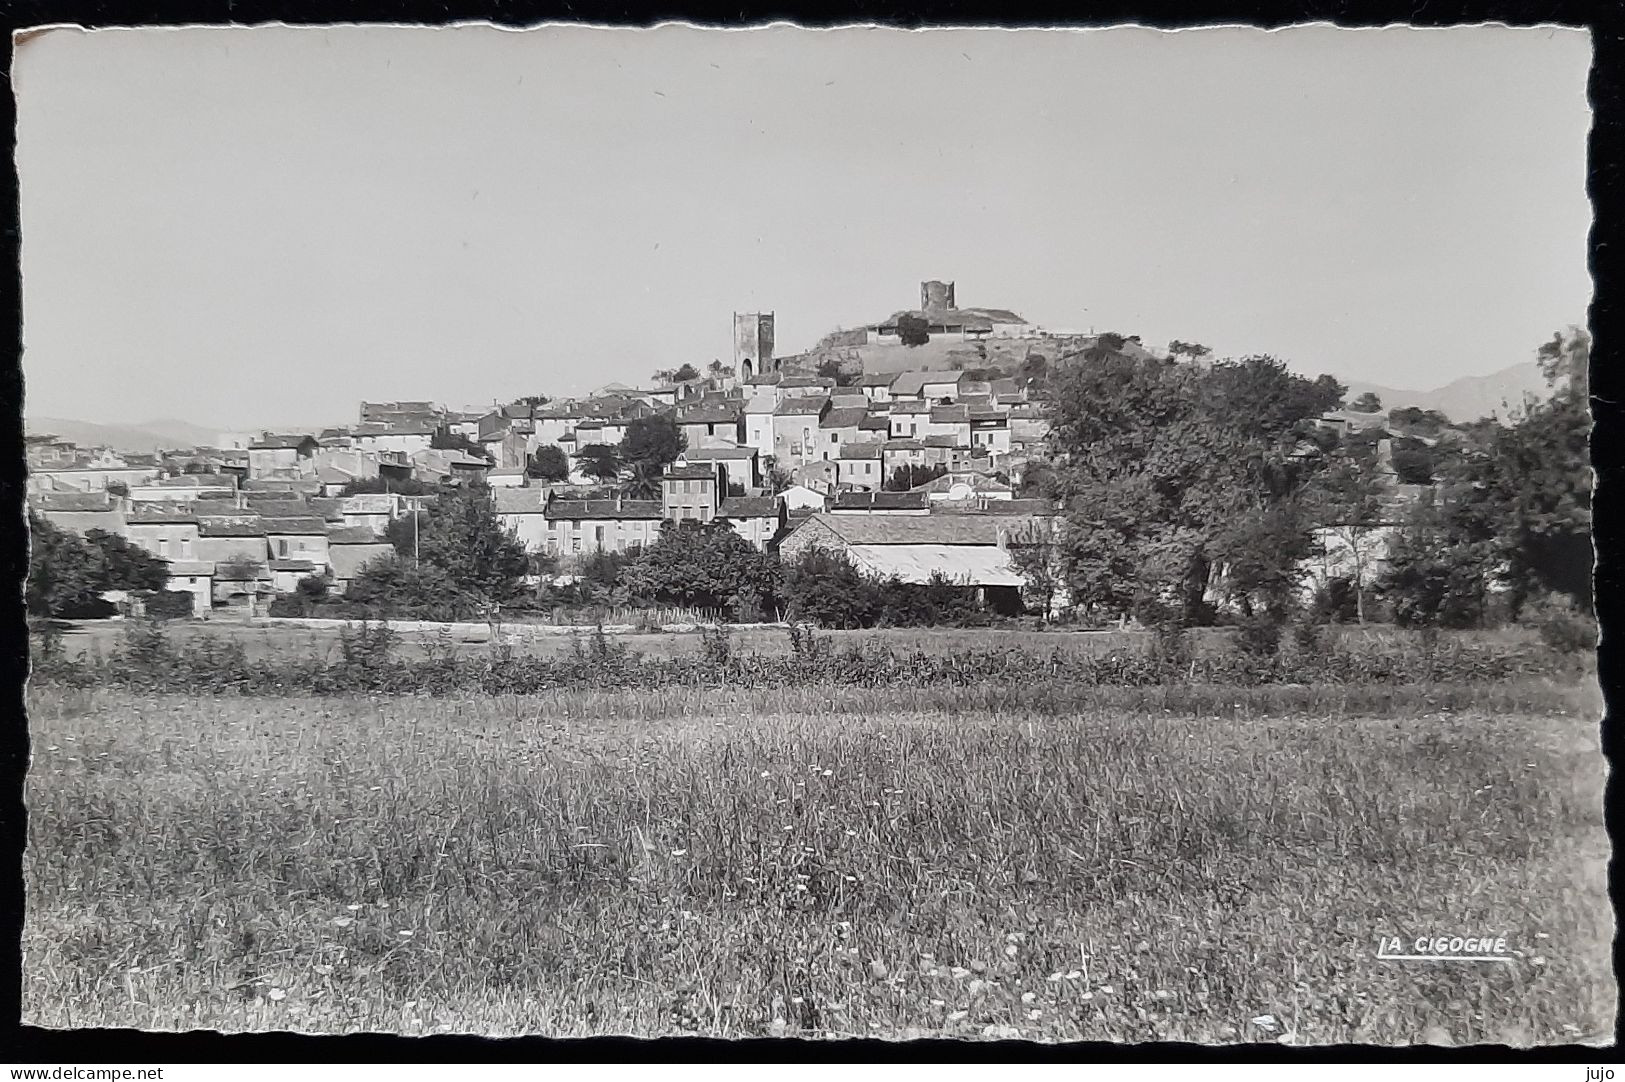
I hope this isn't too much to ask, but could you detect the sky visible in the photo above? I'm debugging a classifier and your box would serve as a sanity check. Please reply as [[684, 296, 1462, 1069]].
[[14, 23, 1593, 430]]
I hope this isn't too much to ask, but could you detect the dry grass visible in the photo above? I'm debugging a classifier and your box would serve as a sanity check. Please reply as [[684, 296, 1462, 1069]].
[[23, 677, 1609, 1044]]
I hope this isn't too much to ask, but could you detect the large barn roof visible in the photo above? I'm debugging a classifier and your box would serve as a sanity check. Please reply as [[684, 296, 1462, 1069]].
[[846, 543, 1024, 587]]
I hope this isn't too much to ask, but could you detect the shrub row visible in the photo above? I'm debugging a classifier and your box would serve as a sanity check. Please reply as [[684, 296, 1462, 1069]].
[[30, 620, 1572, 697]]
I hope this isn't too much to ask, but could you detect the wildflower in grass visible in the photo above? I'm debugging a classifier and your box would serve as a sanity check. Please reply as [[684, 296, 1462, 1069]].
[[1028, 1009, 1042, 1021], [1533, 956, 1547, 966], [930, 999, 946, 1007], [947, 1010, 968, 1023], [1251, 1014, 1279, 1031], [1099, 985, 1113, 994], [671, 849, 687, 856], [398, 930, 414, 938], [822, 769, 833, 777], [1081, 992, 1094, 1001], [331, 917, 354, 928], [269, 988, 287, 1002], [1021, 992, 1037, 1004]]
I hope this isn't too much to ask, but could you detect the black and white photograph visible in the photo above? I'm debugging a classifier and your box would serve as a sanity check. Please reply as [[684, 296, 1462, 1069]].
[[12, 22, 1607, 1046]]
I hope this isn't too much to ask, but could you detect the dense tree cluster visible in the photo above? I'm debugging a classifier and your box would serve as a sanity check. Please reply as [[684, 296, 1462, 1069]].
[[28, 515, 171, 618]]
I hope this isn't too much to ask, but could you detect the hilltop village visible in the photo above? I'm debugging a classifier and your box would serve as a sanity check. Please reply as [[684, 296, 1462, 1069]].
[[27, 281, 1424, 620]]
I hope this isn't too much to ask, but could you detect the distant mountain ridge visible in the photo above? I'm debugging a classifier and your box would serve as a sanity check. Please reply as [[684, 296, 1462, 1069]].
[[1337, 362, 1552, 424], [25, 416, 225, 453]]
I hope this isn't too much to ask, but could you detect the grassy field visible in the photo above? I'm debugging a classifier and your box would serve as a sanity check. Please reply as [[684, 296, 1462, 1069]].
[[23, 671, 1610, 1043]]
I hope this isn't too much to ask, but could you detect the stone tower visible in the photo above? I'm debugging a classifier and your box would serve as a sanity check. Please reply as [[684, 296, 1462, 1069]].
[[733, 312, 776, 380], [921, 280, 956, 313]]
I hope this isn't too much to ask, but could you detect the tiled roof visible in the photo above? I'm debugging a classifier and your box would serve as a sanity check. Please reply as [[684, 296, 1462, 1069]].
[[798, 512, 1033, 546], [250, 434, 316, 450], [819, 407, 869, 430], [968, 407, 1008, 423], [326, 525, 380, 544], [779, 376, 834, 390], [165, 560, 215, 576], [212, 559, 269, 579], [890, 400, 933, 415], [681, 446, 757, 461], [931, 405, 971, 424], [128, 506, 198, 524], [773, 395, 829, 417], [832, 491, 929, 511], [923, 435, 961, 448], [677, 403, 742, 426], [664, 464, 718, 481], [341, 494, 393, 515], [308, 498, 346, 521], [859, 414, 891, 431], [204, 521, 269, 543], [259, 516, 328, 535], [544, 499, 663, 522], [859, 371, 898, 387], [914, 471, 1013, 495], [242, 479, 321, 493], [978, 498, 1058, 515], [35, 492, 113, 512], [884, 439, 925, 451], [838, 442, 884, 460], [492, 487, 549, 514], [718, 496, 778, 519], [269, 559, 318, 573], [152, 473, 234, 488]]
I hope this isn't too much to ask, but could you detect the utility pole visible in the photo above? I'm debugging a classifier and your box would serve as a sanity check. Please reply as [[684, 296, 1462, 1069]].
[[413, 501, 421, 566]]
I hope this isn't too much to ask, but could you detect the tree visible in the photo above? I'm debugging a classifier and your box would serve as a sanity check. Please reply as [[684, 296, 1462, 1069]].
[[1081, 333, 1128, 363], [349, 555, 477, 620], [622, 520, 779, 617], [620, 415, 686, 480], [816, 358, 845, 384], [1047, 353, 1343, 626], [527, 445, 571, 483], [339, 476, 439, 497], [1484, 326, 1592, 612], [885, 463, 948, 492], [1167, 340, 1213, 364], [656, 363, 702, 383], [1350, 391, 1383, 413], [416, 485, 531, 603], [1019, 354, 1050, 382], [28, 516, 174, 619], [576, 444, 623, 485], [1006, 518, 1062, 620], [1389, 407, 1452, 436], [1388, 437, 1439, 485], [84, 529, 169, 595], [28, 514, 109, 618], [896, 314, 930, 347], [1303, 444, 1389, 623], [781, 547, 878, 628]]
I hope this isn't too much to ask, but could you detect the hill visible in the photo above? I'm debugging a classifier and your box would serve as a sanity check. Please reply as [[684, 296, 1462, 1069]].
[[25, 416, 224, 452], [1339, 362, 1551, 424]]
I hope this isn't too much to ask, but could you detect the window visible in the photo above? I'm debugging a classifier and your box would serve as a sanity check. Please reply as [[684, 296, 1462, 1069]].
[[571, 537, 581, 554], [181, 537, 193, 558], [157, 537, 169, 557], [278, 539, 288, 557], [830, 433, 839, 443], [595, 525, 605, 547]]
